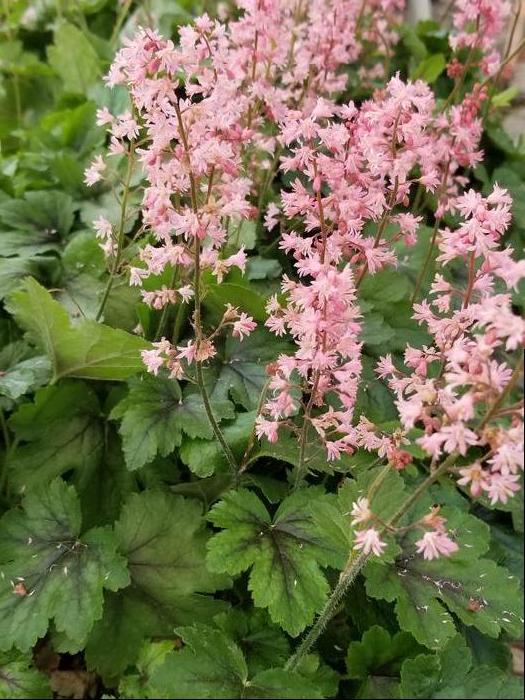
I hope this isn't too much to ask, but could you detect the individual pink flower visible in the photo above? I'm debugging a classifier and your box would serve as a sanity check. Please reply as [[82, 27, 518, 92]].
[[232, 313, 257, 341], [84, 155, 106, 186], [485, 473, 521, 505], [353, 528, 386, 557], [350, 497, 372, 526], [415, 530, 459, 560]]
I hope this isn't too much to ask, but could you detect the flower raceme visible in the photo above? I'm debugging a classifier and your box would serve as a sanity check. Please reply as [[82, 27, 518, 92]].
[[377, 187, 524, 509]]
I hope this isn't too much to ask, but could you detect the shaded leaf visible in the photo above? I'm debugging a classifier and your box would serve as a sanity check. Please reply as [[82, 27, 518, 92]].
[[0, 479, 129, 652]]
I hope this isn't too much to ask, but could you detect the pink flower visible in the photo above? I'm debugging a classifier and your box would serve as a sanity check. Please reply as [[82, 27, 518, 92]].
[[415, 531, 459, 560], [84, 155, 106, 186], [353, 528, 386, 557], [485, 473, 521, 505], [232, 313, 257, 341], [350, 497, 371, 526], [255, 416, 279, 443]]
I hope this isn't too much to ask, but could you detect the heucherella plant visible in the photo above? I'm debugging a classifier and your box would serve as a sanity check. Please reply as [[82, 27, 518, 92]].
[[0, 0, 522, 698]]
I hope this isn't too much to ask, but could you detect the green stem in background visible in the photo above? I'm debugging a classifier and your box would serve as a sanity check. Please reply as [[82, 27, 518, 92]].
[[285, 454, 457, 671], [411, 152, 453, 304], [239, 378, 271, 474], [96, 140, 136, 322], [483, 2, 522, 120], [478, 355, 524, 431], [111, 0, 133, 47]]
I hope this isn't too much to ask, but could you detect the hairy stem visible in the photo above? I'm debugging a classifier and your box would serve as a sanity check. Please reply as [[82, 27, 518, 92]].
[[285, 454, 457, 669]]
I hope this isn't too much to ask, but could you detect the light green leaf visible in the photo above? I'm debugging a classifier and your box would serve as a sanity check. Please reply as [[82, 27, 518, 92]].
[[0, 342, 50, 400], [6, 277, 149, 381], [204, 282, 267, 322], [207, 489, 338, 636], [492, 87, 519, 108], [111, 375, 234, 471], [47, 22, 101, 94], [411, 54, 446, 83], [0, 479, 129, 652]]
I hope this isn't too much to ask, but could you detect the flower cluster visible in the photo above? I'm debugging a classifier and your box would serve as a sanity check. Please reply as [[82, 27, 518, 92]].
[[450, 0, 511, 77], [378, 186, 524, 507]]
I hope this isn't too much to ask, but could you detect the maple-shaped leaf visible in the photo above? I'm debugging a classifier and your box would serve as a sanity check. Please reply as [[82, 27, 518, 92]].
[[207, 488, 340, 636], [206, 328, 290, 410], [148, 624, 326, 699], [0, 478, 129, 652], [111, 375, 234, 471], [85, 491, 227, 681], [364, 506, 524, 649], [6, 278, 148, 382], [400, 635, 524, 699]]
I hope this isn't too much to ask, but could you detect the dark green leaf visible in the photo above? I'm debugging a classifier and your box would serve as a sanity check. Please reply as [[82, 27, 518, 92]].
[[0, 479, 129, 651]]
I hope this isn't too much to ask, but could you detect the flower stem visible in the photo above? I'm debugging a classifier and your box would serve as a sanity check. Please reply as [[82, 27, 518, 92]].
[[174, 100, 239, 477], [96, 141, 135, 322]]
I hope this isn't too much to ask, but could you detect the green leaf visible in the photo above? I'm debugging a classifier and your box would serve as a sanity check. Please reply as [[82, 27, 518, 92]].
[[0, 650, 52, 699], [227, 219, 257, 250], [346, 626, 423, 680], [181, 412, 255, 477], [0, 258, 41, 301], [213, 609, 289, 675], [360, 269, 412, 308], [410, 54, 446, 83], [47, 22, 101, 94], [0, 230, 60, 258], [118, 640, 174, 699], [86, 491, 227, 681], [7, 381, 103, 492], [400, 635, 524, 698], [0, 191, 76, 237], [148, 624, 325, 699], [149, 624, 248, 699], [204, 282, 267, 322], [0, 478, 129, 652], [111, 375, 234, 471], [492, 86, 519, 108], [209, 328, 290, 410], [207, 489, 338, 635], [6, 277, 149, 381], [0, 342, 50, 400], [365, 507, 524, 649]]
